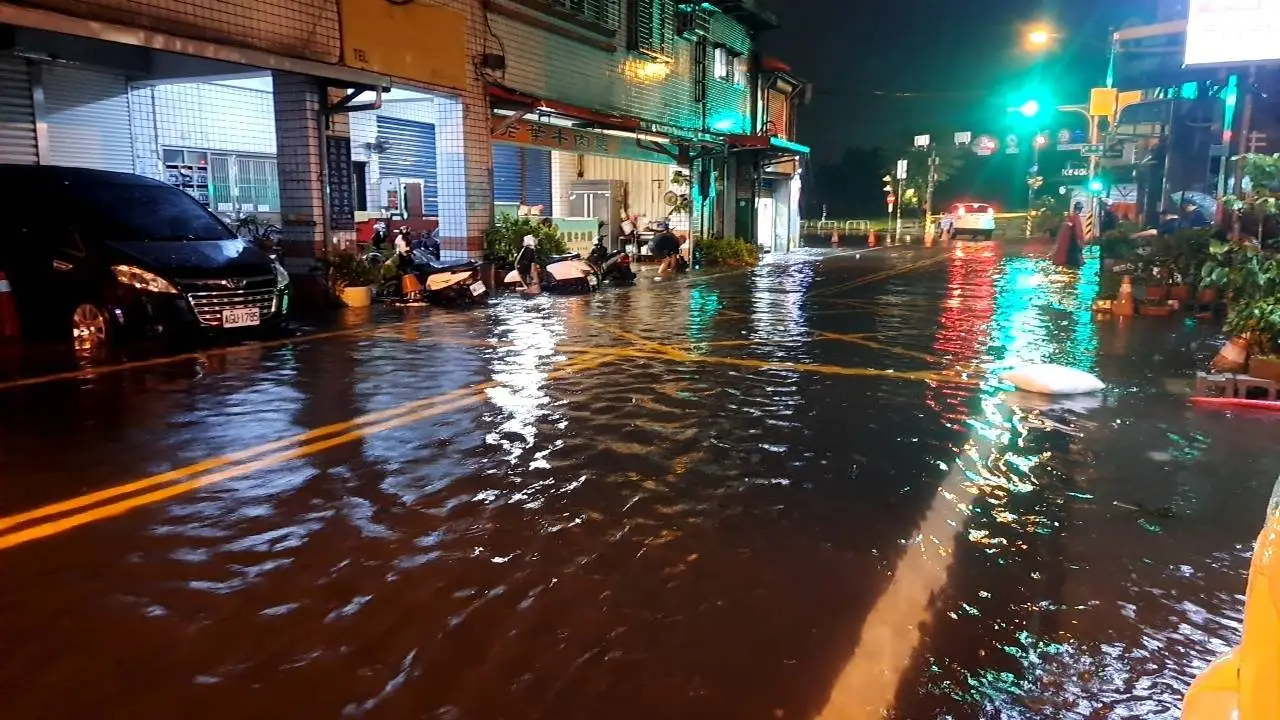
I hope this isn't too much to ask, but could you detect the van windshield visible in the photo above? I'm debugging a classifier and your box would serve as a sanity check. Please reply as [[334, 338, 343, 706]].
[[68, 182, 235, 242]]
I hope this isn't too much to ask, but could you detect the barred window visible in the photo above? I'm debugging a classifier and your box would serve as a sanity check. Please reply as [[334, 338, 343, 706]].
[[626, 0, 672, 57], [540, 0, 620, 29]]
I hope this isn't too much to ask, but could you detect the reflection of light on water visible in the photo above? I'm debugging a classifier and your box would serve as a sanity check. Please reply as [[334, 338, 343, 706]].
[[484, 297, 565, 461], [686, 286, 721, 350], [822, 244, 1103, 718]]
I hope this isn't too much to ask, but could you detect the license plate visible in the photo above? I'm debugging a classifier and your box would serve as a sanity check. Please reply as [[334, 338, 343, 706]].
[[469, 281, 486, 297], [222, 307, 260, 328], [587, 274, 599, 287]]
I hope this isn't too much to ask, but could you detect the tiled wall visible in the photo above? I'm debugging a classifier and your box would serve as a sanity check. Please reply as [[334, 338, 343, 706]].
[[150, 81, 278, 155], [489, 1, 755, 136], [25, 0, 340, 62]]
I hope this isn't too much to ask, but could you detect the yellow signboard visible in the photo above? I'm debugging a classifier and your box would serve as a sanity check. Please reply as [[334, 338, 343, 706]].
[[492, 117, 674, 164], [339, 0, 468, 91], [1089, 87, 1118, 118]]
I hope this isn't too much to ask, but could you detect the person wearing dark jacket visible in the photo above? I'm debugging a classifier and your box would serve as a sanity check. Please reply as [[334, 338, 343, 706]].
[[651, 221, 681, 277]]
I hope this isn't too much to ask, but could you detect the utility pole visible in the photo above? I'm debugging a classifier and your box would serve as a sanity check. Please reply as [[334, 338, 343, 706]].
[[895, 157, 907, 242], [923, 145, 938, 240], [1232, 67, 1257, 240]]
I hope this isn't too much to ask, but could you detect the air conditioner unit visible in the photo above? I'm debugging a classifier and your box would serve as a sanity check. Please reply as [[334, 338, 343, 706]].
[[676, 8, 710, 38]]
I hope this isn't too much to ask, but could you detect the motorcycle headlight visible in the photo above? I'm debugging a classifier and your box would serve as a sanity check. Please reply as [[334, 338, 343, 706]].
[[112, 265, 178, 294], [273, 261, 290, 288]]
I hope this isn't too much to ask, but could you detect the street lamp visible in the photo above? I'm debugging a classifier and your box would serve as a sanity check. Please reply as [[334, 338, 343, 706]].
[[1027, 29, 1053, 47], [1018, 99, 1041, 118]]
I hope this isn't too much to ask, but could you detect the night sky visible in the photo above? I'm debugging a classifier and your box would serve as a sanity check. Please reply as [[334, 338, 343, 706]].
[[763, 0, 1161, 161]]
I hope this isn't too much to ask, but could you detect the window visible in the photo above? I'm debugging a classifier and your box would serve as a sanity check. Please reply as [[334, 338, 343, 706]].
[[538, 0, 621, 29], [626, 0, 672, 57], [734, 55, 749, 87], [714, 46, 730, 81], [202, 151, 282, 215]]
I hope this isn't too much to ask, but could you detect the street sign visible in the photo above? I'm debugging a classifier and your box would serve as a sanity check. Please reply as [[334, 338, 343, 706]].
[[1006, 147, 1020, 155], [954, 131, 971, 146], [1062, 166, 1089, 178], [914, 134, 930, 148], [1081, 143, 1104, 157], [896, 158, 908, 179], [1089, 87, 1118, 117], [972, 134, 998, 156], [1104, 142, 1126, 159]]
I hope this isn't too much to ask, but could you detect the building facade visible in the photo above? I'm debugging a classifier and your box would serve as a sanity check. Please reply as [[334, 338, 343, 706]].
[[483, 0, 807, 251], [0, 0, 805, 284]]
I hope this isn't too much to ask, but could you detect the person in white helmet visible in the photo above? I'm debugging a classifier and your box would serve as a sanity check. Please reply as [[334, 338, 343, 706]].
[[515, 234, 539, 289]]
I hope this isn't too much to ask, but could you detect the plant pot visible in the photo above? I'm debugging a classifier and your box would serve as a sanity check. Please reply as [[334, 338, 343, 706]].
[[340, 285, 374, 308], [1169, 285, 1191, 303], [1249, 355, 1280, 382], [1139, 302, 1174, 317], [1144, 285, 1169, 302], [1197, 288, 1219, 305]]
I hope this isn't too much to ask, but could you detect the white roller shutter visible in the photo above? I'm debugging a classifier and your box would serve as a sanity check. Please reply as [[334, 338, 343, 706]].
[[0, 57, 37, 165], [42, 65, 133, 173]]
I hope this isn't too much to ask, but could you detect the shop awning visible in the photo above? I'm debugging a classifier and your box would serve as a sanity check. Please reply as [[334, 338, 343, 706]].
[[488, 84, 641, 131], [723, 134, 810, 155]]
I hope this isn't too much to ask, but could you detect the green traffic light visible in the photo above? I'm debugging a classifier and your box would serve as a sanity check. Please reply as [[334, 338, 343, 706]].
[[1088, 178, 1104, 193], [1018, 99, 1041, 118]]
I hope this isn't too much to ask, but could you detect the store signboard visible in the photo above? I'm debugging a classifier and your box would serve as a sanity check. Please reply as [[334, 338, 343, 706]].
[[492, 117, 673, 163], [326, 136, 356, 231], [339, 0, 468, 90], [1186, 0, 1280, 66]]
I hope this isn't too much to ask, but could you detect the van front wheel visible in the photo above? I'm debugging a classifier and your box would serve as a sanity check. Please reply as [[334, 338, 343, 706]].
[[71, 302, 112, 347]]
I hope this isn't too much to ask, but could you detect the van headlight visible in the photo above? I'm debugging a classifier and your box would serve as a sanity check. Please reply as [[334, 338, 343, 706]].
[[273, 261, 290, 288], [112, 265, 178, 294]]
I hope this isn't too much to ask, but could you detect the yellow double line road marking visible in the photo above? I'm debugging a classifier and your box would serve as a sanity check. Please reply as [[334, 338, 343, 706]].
[[0, 351, 616, 551], [813, 254, 948, 297]]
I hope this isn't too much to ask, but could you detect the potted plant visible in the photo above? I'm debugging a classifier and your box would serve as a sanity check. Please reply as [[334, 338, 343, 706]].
[[327, 253, 379, 307], [1201, 239, 1280, 374], [484, 212, 566, 269]]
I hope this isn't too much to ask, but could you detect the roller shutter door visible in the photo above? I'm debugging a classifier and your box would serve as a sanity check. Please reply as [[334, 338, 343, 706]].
[[376, 116, 438, 217], [0, 57, 37, 165], [43, 65, 133, 173], [491, 143, 551, 214]]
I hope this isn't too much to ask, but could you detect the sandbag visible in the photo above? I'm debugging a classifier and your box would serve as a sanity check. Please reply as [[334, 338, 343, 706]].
[[1001, 364, 1104, 395]]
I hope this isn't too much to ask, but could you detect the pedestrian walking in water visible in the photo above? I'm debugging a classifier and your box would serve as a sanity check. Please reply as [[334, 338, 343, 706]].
[[1054, 201, 1086, 268]]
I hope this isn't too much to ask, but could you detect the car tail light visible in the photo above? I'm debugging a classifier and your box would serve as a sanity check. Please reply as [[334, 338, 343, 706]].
[[986, 207, 995, 215], [956, 206, 966, 216]]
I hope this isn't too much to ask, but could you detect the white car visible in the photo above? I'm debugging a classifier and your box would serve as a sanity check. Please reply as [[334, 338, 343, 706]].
[[944, 202, 996, 239]]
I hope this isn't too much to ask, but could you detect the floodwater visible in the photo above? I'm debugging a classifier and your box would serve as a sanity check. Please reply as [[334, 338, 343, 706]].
[[0, 239, 1274, 719]]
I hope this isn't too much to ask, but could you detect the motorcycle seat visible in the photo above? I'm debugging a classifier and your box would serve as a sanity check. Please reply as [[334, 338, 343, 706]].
[[421, 257, 478, 271], [548, 253, 581, 264]]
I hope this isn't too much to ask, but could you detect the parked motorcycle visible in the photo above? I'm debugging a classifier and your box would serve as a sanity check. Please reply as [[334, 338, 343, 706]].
[[380, 230, 486, 304], [502, 251, 600, 294], [588, 238, 636, 285]]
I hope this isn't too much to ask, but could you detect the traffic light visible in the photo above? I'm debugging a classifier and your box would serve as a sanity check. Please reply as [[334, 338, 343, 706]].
[[1088, 177, 1104, 195], [1019, 99, 1041, 118]]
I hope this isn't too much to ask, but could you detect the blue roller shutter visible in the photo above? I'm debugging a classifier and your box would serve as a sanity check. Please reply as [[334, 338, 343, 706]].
[[376, 116, 438, 217], [522, 148, 552, 212], [492, 143, 523, 204], [491, 143, 551, 214]]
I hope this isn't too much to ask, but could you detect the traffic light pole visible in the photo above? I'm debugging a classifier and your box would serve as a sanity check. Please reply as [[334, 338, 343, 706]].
[[924, 146, 938, 240], [1087, 115, 1101, 239]]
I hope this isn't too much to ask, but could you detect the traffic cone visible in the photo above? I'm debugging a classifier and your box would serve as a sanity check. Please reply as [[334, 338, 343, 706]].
[[0, 271, 19, 340], [867, 229, 877, 247], [1212, 335, 1250, 374], [831, 230, 839, 248], [1113, 274, 1135, 317]]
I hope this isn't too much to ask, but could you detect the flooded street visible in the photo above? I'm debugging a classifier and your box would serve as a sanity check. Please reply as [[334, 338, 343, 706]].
[[0, 240, 1274, 719]]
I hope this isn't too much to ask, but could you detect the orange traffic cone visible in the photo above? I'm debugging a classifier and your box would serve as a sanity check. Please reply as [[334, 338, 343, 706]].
[[867, 229, 877, 247], [1213, 335, 1250, 374], [1113, 274, 1135, 317], [831, 230, 839, 248], [0, 271, 19, 340]]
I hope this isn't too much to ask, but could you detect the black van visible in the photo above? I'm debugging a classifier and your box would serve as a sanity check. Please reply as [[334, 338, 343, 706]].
[[0, 165, 290, 344]]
